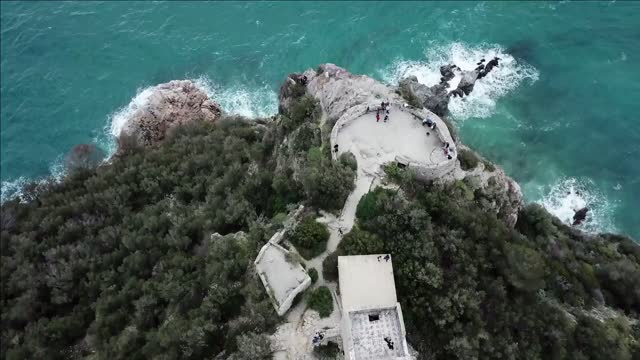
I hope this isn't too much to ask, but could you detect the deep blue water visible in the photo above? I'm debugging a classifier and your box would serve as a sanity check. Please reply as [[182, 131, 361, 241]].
[[1, 1, 639, 239]]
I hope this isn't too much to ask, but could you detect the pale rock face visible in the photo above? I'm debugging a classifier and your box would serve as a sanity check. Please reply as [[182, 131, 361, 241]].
[[303, 64, 403, 121], [118, 80, 221, 148]]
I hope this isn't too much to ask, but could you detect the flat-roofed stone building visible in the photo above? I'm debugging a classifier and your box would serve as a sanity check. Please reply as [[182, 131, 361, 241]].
[[338, 255, 410, 360]]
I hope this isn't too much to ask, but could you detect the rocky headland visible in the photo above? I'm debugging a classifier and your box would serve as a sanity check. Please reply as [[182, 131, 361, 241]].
[[278, 63, 523, 227], [116, 80, 221, 150]]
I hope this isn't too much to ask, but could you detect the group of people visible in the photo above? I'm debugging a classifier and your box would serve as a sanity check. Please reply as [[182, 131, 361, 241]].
[[442, 141, 455, 160], [422, 117, 455, 160], [376, 254, 391, 262], [375, 101, 391, 123], [312, 331, 325, 346]]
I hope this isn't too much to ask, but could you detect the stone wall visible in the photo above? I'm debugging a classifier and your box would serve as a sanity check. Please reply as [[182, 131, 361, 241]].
[[330, 102, 457, 181]]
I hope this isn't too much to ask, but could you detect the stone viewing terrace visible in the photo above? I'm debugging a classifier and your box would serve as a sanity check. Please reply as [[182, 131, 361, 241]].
[[331, 102, 456, 181]]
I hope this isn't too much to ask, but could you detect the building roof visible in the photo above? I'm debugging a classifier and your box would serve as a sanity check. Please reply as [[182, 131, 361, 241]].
[[338, 254, 398, 311], [255, 242, 310, 315]]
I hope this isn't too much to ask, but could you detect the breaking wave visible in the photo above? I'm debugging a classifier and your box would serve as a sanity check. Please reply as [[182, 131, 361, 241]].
[[381, 42, 539, 120], [192, 76, 278, 119], [538, 177, 617, 234], [3, 77, 278, 204], [99, 76, 278, 156], [1, 155, 66, 203]]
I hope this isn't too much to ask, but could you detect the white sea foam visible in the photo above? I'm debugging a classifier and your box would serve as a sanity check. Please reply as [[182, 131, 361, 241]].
[[538, 177, 617, 234], [193, 76, 278, 119], [97, 76, 278, 158], [1, 155, 66, 203], [381, 42, 539, 121]]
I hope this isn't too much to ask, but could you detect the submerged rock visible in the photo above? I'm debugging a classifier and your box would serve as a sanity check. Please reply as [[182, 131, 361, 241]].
[[65, 144, 106, 172], [573, 207, 589, 226], [117, 80, 221, 149], [457, 70, 479, 96]]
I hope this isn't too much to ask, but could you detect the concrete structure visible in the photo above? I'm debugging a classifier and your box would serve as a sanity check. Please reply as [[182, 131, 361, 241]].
[[338, 255, 410, 360], [331, 102, 456, 182], [255, 206, 310, 316]]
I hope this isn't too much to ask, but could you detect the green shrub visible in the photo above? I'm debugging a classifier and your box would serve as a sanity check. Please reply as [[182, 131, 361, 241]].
[[302, 160, 355, 211], [307, 286, 334, 318], [289, 217, 330, 259], [307, 147, 323, 165], [356, 188, 387, 223], [313, 341, 340, 359], [384, 162, 402, 181], [308, 268, 319, 285], [483, 159, 496, 172], [293, 124, 320, 153], [339, 152, 358, 171], [339, 227, 384, 256], [288, 95, 321, 129], [322, 252, 339, 282], [458, 149, 480, 170]]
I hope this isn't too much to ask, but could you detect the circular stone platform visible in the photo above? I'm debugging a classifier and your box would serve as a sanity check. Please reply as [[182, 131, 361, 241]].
[[335, 104, 452, 179]]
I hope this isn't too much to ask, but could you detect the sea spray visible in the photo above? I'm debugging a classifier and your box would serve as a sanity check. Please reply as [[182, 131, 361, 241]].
[[2, 77, 278, 204], [100, 76, 278, 157], [538, 177, 617, 234], [0, 154, 66, 203], [193, 76, 278, 119], [382, 42, 539, 120]]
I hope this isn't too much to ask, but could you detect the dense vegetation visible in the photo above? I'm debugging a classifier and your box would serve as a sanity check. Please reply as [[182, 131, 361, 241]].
[[288, 217, 330, 259], [307, 286, 333, 318], [1, 77, 638, 359], [0, 82, 355, 359], [340, 174, 640, 359]]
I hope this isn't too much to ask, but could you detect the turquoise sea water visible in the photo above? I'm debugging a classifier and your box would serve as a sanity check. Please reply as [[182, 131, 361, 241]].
[[1, 1, 639, 239]]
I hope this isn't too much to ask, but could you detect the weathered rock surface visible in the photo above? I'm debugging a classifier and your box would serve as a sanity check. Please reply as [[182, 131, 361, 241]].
[[65, 144, 106, 172], [573, 207, 589, 226], [277, 63, 524, 227], [398, 76, 449, 117], [457, 70, 479, 96], [399, 57, 502, 116], [301, 64, 402, 121], [439, 146, 524, 227], [118, 80, 221, 148], [278, 73, 308, 115]]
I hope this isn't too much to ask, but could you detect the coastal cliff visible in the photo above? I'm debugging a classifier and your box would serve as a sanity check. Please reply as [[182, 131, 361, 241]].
[[116, 80, 221, 150], [280, 63, 524, 227], [2, 64, 638, 360]]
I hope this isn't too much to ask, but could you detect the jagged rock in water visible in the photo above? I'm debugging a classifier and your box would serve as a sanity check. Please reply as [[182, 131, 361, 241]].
[[573, 207, 589, 226], [439, 64, 456, 82], [478, 57, 501, 79], [457, 70, 479, 96], [65, 144, 106, 172], [398, 75, 450, 117], [117, 80, 221, 149]]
